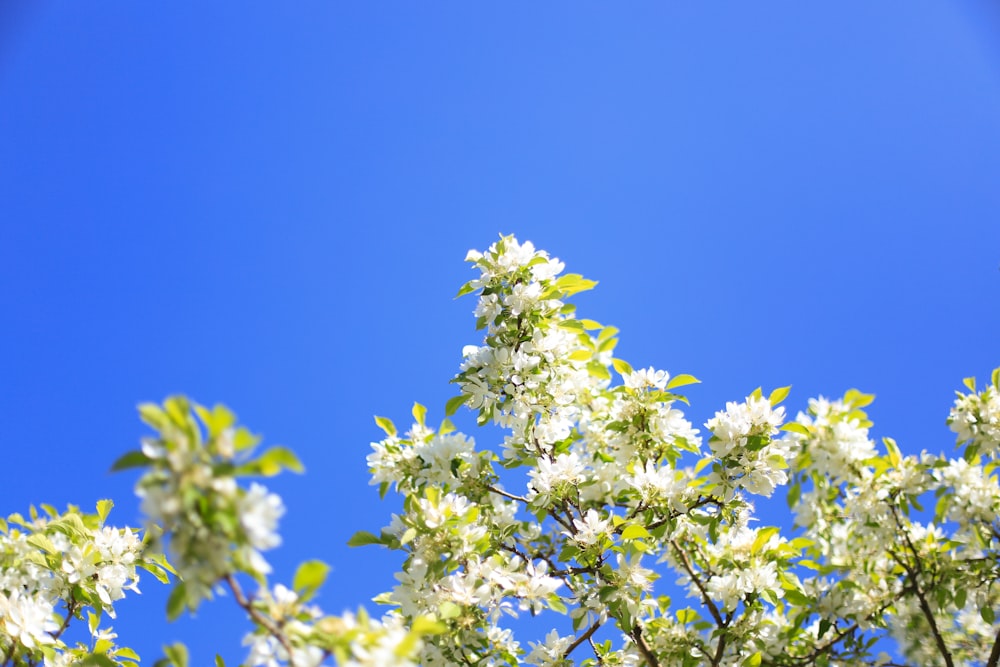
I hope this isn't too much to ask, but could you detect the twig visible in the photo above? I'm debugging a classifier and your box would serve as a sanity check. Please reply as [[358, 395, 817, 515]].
[[670, 539, 723, 626], [225, 574, 298, 667], [563, 619, 603, 658], [630, 624, 660, 667]]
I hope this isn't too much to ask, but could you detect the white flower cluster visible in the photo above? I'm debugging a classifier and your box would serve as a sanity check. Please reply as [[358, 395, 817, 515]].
[[706, 396, 794, 497], [949, 382, 1000, 456], [133, 399, 289, 603], [0, 503, 151, 666]]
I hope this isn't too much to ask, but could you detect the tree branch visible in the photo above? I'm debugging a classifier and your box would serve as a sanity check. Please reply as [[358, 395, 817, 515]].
[[631, 624, 660, 667], [563, 619, 603, 658], [987, 625, 1000, 667], [889, 506, 954, 667], [225, 574, 298, 667], [670, 538, 723, 626]]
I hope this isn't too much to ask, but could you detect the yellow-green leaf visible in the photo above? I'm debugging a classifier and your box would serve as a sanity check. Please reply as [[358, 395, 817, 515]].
[[374, 416, 396, 437], [768, 385, 791, 406], [666, 374, 701, 390]]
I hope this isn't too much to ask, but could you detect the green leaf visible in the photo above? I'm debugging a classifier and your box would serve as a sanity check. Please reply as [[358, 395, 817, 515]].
[[955, 587, 967, 609], [444, 394, 468, 416], [26, 533, 58, 555], [253, 446, 304, 476], [96, 499, 114, 524], [455, 281, 477, 298], [410, 616, 447, 635], [347, 531, 383, 547], [982, 606, 996, 624], [844, 388, 875, 408], [883, 437, 901, 467], [162, 642, 189, 667], [215, 656, 226, 667], [579, 319, 603, 330], [666, 374, 701, 390], [374, 416, 397, 437], [962, 376, 977, 392], [76, 655, 119, 667], [751, 527, 779, 554], [166, 583, 187, 622], [293, 560, 331, 599], [411, 402, 427, 427], [744, 652, 762, 667], [138, 561, 172, 584], [781, 422, 810, 437], [768, 385, 791, 406], [116, 648, 140, 661], [109, 450, 154, 472], [620, 524, 651, 540], [556, 273, 598, 296], [676, 608, 697, 624], [438, 601, 462, 619], [612, 358, 634, 376]]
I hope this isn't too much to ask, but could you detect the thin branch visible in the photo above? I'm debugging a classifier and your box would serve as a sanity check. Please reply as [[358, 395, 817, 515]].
[[563, 619, 603, 658], [225, 574, 298, 667], [670, 539, 723, 626], [630, 624, 660, 667], [485, 485, 529, 505], [987, 625, 1000, 667], [890, 506, 955, 667]]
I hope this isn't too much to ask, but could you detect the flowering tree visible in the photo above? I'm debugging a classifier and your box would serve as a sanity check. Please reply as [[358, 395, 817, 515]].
[[2, 235, 998, 667]]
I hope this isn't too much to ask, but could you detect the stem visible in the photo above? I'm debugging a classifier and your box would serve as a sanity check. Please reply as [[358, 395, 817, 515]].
[[225, 574, 298, 667], [889, 506, 954, 667], [630, 624, 660, 667], [670, 539, 723, 626], [563, 619, 603, 658], [988, 625, 1000, 667], [486, 485, 529, 505], [53, 598, 78, 642]]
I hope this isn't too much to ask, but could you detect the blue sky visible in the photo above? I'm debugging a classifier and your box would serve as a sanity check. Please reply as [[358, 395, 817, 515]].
[[2, 2, 999, 664]]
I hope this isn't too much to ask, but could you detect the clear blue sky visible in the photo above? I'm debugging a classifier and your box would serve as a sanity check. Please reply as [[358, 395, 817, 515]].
[[1, 2, 999, 664]]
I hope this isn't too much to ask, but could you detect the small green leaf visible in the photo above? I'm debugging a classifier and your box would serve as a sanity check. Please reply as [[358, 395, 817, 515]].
[[612, 358, 634, 376], [293, 560, 331, 600], [374, 416, 397, 437], [620, 524, 651, 540], [438, 601, 462, 619], [883, 437, 901, 468], [982, 606, 996, 624], [347, 531, 382, 547], [744, 652, 762, 667], [455, 281, 478, 298], [116, 648, 140, 661], [109, 450, 154, 472], [444, 394, 468, 416], [253, 446, 304, 476], [215, 656, 226, 667], [666, 374, 701, 390], [410, 616, 447, 635], [166, 583, 187, 622], [411, 402, 427, 427], [751, 527, 779, 554], [162, 642, 189, 667], [781, 422, 810, 436], [26, 533, 58, 555], [96, 499, 114, 523], [768, 385, 791, 406], [844, 388, 875, 408]]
